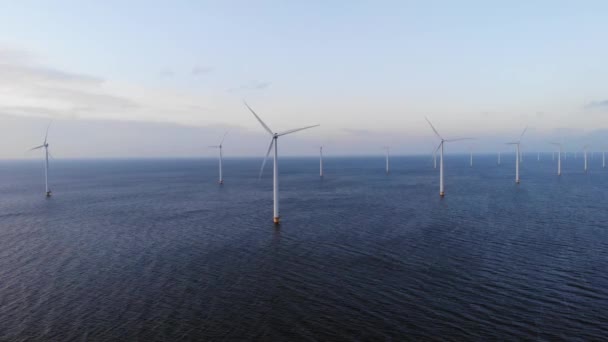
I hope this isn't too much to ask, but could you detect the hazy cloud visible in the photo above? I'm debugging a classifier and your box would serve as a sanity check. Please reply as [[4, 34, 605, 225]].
[[584, 100, 608, 109], [227, 80, 271, 93], [158, 68, 174, 78], [191, 66, 213, 76], [0, 64, 102, 85]]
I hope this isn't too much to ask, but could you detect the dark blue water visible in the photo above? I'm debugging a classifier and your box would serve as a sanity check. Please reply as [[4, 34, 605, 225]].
[[1, 155, 607, 340]]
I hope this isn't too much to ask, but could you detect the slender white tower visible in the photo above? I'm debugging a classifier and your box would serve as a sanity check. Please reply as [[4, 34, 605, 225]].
[[550, 142, 562, 176], [470, 149, 473, 167], [384, 146, 390, 174], [209, 131, 228, 184], [537, 152, 540, 161], [584, 145, 589, 172], [426, 117, 471, 197], [29, 122, 52, 197], [319, 146, 323, 177], [603, 151, 606, 168], [245, 101, 319, 224], [516, 145, 520, 183], [439, 142, 444, 196], [498, 151, 501, 165], [506, 127, 527, 184]]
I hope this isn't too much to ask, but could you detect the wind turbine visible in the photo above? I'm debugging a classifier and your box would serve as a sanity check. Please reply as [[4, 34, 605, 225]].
[[29, 122, 52, 197], [537, 151, 540, 161], [603, 150, 606, 169], [498, 151, 501, 165], [319, 146, 324, 178], [245, 101, 319, 224], [209, 131, 228, 184], [506, 127, 527, 184], [384, 146, 390, 174], [425, 117, 471, 197], [469, 146, 473, 167], [583, 145, 589, 172], [550, 142, 562, 176]]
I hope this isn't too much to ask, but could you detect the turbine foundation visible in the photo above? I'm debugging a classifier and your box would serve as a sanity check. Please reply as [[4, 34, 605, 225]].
[[273, 216, 280, 225], [46, 191, 52, 197], [440, 191, 445, 197]]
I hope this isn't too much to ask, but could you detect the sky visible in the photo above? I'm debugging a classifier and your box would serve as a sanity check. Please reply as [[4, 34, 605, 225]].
[[1, 1, 607, 158]]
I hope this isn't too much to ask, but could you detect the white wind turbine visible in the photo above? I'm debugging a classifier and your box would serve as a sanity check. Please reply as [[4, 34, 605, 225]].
[[384, 146, 390, 174], [29, 122, 53, 197], [245, 101, 319, 224], [426, 117, 471, 197], [550, 142, 562, 176], [603, 149, 606, 169], [506, 127, 527, 184], [209, 131, 228, 184], [583, 145, 589, 172], [498, 151, 501, 165], [469, 146, 473, 167], [319, 146, 324, 178]]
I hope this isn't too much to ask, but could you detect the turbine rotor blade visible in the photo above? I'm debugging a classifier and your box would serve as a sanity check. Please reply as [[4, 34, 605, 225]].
[[244, 101, 273, 136], [208, 145, 220, 148], [220, 131, 229, 145], [278, 124, 320, 136], [29, 145, 45, 151], [259, 138, 275, 180], [519, 126, 528, 141], [424, 117, 443, 140], [44, 121, 52, 144], [434, 142, 442, 154]]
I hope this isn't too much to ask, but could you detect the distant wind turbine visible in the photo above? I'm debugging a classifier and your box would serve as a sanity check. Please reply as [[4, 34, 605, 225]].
[[319, 146, 323, 178], [469, 147, 473, 167], [426, 117, 471, 197], [506, 127, 527, 184], [29, 122, 53, 197], [245, 101, 319, 224], [603, 150, 606, 169], [550, 142, 562, 176], [384, 146, 390, 174], [583, 145, 589, 172], [209, 131, 228, 184], [498, 151, 501, 165]]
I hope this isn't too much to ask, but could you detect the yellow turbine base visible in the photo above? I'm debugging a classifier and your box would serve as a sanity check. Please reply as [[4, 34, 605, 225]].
[[273, 217, 281, 225], [440, 192, 445, 197]]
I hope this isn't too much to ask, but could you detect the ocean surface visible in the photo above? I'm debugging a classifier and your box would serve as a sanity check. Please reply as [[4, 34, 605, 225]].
[[0, 155, 607, 341]]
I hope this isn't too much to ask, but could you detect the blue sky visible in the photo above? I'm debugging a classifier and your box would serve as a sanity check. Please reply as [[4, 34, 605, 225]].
[[1, 1, 607, 157]]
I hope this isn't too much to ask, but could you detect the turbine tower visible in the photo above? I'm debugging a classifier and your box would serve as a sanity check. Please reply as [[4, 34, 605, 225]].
[[584, 145, 589, 172], [469, 147, 473, 167], [506, 127, 527, 184], [245, 101, 319, 224], [385, 146, 390, 174], [603, 150, 606, 168], [498, 151, 501, 165], [550, 142, 562, 176], [29, 122, 52, 197], [426, 117, 471, 197], [319, 146, 323, 178], [209, 131, 228, 184]]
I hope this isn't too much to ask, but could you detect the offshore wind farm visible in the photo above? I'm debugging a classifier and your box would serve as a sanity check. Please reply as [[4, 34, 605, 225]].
[[1, 1, 608, 341]]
